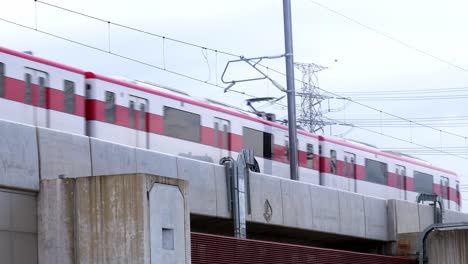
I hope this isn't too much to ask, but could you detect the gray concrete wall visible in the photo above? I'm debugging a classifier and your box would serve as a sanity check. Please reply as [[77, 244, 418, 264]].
[[0, 189, 37, 264], [0, 121, 39, 190], [38, 174, 190, 264]]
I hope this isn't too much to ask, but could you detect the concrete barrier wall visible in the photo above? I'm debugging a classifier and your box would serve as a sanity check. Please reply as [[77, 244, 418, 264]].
[[37, 127, 91, 180], [3, 118, 468, 244], [0, 120, 39, 190], [248, 172, 389, 241]]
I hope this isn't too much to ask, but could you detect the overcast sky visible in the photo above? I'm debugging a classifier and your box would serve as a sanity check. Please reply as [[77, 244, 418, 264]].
[[2, 0, 468, 208]]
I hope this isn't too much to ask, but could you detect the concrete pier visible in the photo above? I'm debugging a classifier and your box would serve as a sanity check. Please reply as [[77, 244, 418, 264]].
[[38, 174, 190, 264]]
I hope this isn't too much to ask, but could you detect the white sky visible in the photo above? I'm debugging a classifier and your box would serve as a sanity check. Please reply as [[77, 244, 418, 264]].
[[2, 0, 468, 209]]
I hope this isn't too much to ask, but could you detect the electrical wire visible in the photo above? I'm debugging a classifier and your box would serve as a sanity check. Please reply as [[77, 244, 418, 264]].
[[0, 17, 257, 99], [31, 0, 468, 142], [4, 1, 468, 159], [302, 0, 468, 74]]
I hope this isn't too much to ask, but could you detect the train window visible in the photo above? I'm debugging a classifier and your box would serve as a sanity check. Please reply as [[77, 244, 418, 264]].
[[105, 91, 116, 123], [440, 176, 450, 209], [344, 152, 356, 178], [223, 124, 228, 149], [214, 122, 219, 147], [456, 181, 460, 211], [330, 150, 337, 174], [25, 73, 32, 104], [242, 127, 273, 159], [0, 63, 4, 97], [129, 101, 135, 128], [306, 143, 313, 168], [414, 171, 434, 194], [396, 165, 406, 189], [284, 140, 289, 161], [163, 106, 201, 142], [139, 102, 146, 131], [38, 77, 46, 107], [64, 80, 75, 114], [365, 159, 388, 185]]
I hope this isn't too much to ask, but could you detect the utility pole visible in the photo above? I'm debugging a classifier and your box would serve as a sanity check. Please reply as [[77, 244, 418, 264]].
[[282, 0, 299, 180]]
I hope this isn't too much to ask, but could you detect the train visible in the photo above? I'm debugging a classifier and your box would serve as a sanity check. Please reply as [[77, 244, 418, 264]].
[[0, 46, 461, 211]]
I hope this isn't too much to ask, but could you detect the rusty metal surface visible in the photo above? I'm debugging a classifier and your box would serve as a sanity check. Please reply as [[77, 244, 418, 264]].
[[192, 232, 416, 264]]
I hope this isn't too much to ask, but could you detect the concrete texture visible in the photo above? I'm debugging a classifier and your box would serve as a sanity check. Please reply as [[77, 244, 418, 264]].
[[38, 174, 190, 264], [281, 179, 313, 230], [444, 210, 468, 223], [150, 184, 186, 264], [177, 157, 217, 216], [214, 165, 230, 219], [0, 190, 38, 264], [136, 148, 178, 178], [310, 185, 340, 234], [37, 127, 91, 180], [38, 180, 76, 264], [363, 196, 387, 240], [418, 204, 434, 232], [90, 138, 137, 176], [338, 191, 366, 238], [389, 200, 420, 234], [0, 120, 39, 190], [249, 173, 284, 226]]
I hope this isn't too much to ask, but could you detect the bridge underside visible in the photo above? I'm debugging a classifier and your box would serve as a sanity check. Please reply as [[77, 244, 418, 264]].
[[190, 214, 389, 254]]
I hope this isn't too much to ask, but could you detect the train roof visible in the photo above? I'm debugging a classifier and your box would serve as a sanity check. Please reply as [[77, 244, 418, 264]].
[[0, 46, 85, 74], [1, 46, 455, 177], [319, 135, 457, 176]]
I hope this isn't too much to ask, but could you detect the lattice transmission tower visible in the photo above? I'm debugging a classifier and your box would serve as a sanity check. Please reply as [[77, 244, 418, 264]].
[[295, 62, 328, 133]]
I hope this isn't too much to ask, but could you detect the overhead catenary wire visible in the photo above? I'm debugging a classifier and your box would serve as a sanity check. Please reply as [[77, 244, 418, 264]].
[[0, 17, 258, 100], [29, 0, 468, 142], [302, 0, 468, 74], [3, 1, 468, 162]]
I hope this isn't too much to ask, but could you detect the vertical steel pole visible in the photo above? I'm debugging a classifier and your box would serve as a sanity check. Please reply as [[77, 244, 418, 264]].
[[283, 0, 299, 180]]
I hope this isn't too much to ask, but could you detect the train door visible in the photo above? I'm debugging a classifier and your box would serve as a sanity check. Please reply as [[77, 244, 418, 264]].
[[396, 165, 406, 200], [129, 96, 149, 149], [25, 68, 49, 128], [440, 176, 450, 210], [344, 152, 356, 192], [214, 118, 231, 162]]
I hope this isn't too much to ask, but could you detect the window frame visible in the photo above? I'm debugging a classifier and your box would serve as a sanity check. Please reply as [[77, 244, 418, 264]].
[[306, 143, 314, 169], [25, 73, 32, 104], [105, 91, 116, 123], [64, 80, 75, 114], [163, 106, 201, 143], [330, 149, 337, 174], [242, 127, 274, 159], [365, 158, 388, 185], [413, 171, 434, 194], [129, 100, 135, 128], [0, 62, 4, 97]]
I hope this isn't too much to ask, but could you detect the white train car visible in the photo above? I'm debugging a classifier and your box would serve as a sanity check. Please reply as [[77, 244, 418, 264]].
[[0, 47, 86, 134], [319, 136, 460, 210], [0, 46, 461, 210], [84, 72, 321, 182]]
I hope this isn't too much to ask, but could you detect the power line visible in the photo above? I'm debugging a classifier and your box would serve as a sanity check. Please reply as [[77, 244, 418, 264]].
[[0, 17, 258, 100], [326, 117, 468, 160], [4, 1, 468, 147], [302, 0, 468, 74], [36, 0, 240, 58], [336, 86, 468, 95], [33, 0, 468, 141]]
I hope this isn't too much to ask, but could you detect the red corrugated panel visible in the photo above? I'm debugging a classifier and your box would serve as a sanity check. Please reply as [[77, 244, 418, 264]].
[[191, 232, 416, 264]]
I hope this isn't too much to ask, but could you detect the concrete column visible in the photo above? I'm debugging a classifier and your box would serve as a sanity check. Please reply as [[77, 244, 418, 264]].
[[38, 174, 190, 264]]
